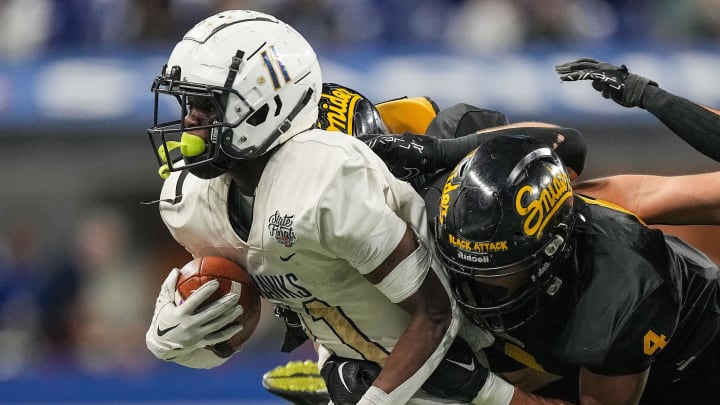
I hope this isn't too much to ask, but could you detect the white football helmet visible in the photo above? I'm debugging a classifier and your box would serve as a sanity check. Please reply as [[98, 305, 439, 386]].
[[148, 10, 322, 179]]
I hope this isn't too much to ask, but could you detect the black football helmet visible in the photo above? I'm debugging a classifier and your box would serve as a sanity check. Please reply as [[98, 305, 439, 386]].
[[435, 135, 575, 334], [316, 83, 389, 136]]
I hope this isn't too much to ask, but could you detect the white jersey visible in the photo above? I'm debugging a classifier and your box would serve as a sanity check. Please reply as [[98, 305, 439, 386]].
[[159, 170, 252, 267], [159, 129, 493, 403], [162, 129, 437, 360]]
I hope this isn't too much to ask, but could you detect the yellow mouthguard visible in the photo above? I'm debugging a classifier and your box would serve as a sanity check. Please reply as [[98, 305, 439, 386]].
[[156, 133, 207, 179], [158, 164, 171, 179], [157, 132, 207, 163]]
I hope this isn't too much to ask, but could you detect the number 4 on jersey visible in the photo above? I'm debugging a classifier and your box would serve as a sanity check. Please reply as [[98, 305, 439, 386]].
[[643, 329, 669, 355]]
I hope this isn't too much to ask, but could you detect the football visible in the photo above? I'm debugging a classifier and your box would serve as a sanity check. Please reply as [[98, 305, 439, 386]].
[[175, 256, 262, 357]]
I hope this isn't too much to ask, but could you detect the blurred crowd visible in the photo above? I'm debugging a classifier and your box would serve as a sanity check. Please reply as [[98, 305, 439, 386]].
[[0, 201, 290, 379], [1, 0, 720, 384], [0, 206, 154, 377], [2, 0, 720, 60]]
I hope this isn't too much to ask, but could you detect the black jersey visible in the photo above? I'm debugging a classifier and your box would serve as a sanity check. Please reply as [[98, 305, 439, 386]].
[[481, 195, 720, 384]]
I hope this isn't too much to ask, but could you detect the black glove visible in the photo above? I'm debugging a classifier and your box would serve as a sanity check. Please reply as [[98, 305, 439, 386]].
[[320, 356, 381, 405], [358, 133, 439, 180], [555, 57, 658, 108], [421, 337, 489, 403]]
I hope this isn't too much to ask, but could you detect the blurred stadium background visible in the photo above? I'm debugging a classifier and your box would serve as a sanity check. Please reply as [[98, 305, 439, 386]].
[[1, 0, 719, 403]]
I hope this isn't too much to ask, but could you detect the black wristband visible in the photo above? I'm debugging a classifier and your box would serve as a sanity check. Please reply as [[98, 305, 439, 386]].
[[624, 73, 656, 107]]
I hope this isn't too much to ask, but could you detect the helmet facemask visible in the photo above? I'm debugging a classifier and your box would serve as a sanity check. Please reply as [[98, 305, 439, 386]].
[[436, 135, 575, 334], [441, 230, 571, 334], [147, 56, 259, 179]]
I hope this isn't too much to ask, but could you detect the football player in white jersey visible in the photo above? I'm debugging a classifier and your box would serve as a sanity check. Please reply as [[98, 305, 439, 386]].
[[143, 10, 495, 405], [141, 10, 605, 403]]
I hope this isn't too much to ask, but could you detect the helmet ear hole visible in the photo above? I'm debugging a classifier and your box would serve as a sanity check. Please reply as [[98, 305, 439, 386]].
[[247, 104, 269, 126]]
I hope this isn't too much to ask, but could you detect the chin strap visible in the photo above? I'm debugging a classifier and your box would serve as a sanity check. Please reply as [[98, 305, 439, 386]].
[[251, 87, 315, 156]]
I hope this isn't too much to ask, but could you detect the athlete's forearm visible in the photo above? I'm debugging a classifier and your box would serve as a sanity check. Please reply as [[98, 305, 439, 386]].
[[639, 172, 720, 225], [373, 302, 452, 393], [369, 270, 458, 403], [574, 173, 720, 226], [436, 125, 587, 177], [641, 86, 720, 162], [359, 225, 459, 404], [361, 124, 587, 183]]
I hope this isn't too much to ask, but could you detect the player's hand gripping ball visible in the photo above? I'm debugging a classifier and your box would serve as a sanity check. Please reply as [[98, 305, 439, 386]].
[[175, 256, 262, 357]]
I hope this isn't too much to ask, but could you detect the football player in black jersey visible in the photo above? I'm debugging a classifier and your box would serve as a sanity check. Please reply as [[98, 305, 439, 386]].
[[266, 82, 720, 405], [435, 134, 720, 405]]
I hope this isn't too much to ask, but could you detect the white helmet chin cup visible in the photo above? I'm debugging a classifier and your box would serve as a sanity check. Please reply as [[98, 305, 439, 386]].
[[152, 10, 321, 167]]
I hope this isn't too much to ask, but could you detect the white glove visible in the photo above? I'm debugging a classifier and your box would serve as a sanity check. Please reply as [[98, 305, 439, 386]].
[[146, 268, 244, 367]]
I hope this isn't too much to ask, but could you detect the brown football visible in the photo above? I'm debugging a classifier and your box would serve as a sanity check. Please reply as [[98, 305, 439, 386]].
[[175, 256, 261, 357]]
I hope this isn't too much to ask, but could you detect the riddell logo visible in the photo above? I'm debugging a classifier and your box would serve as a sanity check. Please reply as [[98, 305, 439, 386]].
[[458, 251, 490, 264]]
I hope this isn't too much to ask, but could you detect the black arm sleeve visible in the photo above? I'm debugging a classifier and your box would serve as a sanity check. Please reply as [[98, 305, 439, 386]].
[[436, 126, 587, 176], [641, 85, 720, 162], [360, 126, 587, 182]]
